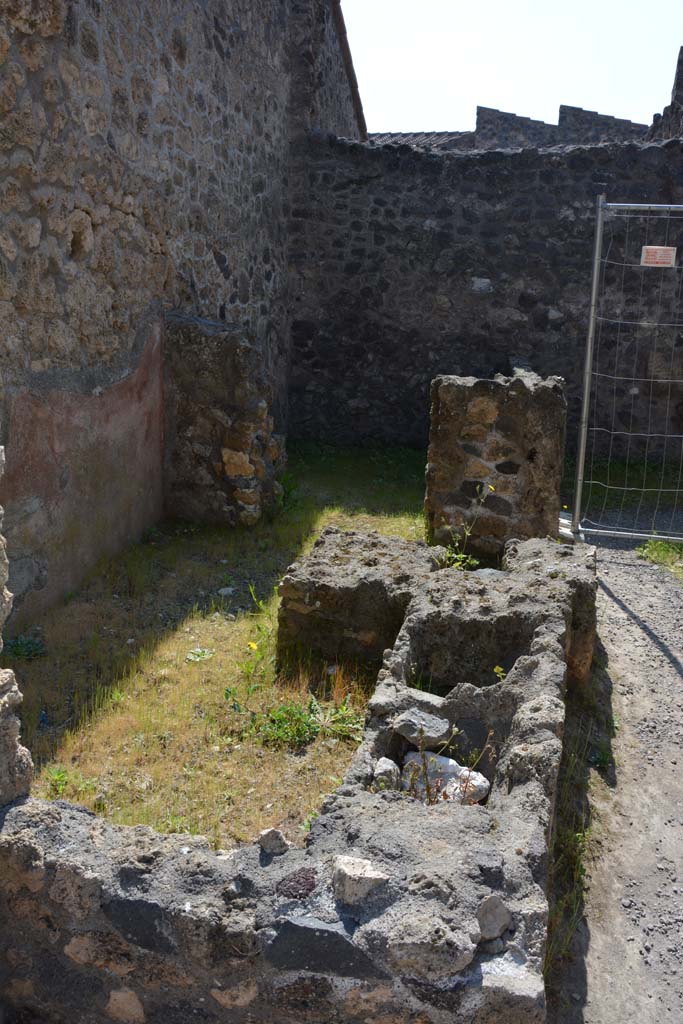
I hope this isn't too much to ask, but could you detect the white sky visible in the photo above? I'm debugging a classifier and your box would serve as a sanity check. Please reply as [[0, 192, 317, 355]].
[[341, 0, 683, 133]]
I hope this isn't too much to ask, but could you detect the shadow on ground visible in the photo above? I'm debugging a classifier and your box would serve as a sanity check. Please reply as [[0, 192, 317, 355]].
[[545, 639, 617, 1023], [4, 443, 427, 766]]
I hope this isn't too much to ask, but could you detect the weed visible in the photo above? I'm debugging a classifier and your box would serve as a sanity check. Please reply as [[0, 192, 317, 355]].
[[637, 538, 683, 582], [312, 695, 364, 743], [3, 634, 46, 660], [493, 664, 506, 682], [45, 765, 69, 797], [236, 585, 276, 685], [257, 699, 320, 750], [185, 647, 215, 663], [301, 810, 319, 834], [438, 483, 495, 571], [254, 694, 364, 751], [590, 739, 613, 773]]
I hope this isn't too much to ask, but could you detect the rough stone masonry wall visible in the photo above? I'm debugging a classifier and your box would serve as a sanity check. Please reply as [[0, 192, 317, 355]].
[[471, 104, 647, 151], [0, 0, 361, 624], [0, 448, 32, 807], [164, 313, 285, 526], [289, 133, 683, 448], [0, 530, 596, 1024], [424, 372, 566, 556]]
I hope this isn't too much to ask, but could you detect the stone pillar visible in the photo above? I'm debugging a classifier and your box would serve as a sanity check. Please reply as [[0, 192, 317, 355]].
[[163, 313, 285, 526], [0, 448, 33, 806], [425, 371, 567, 557]]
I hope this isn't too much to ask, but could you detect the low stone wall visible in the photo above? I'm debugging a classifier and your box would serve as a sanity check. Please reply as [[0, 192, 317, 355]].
[[0, 530, 596, 1024], [277, 526, 444, 666], [164, 314, 284, 526], [424, 372, 566, 556], [0, 449, 33, 803]]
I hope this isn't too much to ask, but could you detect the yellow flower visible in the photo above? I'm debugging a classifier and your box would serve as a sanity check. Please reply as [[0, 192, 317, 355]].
[[247, 641, 258, 651]]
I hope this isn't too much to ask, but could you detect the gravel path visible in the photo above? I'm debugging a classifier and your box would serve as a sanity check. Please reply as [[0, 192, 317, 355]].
[[552, 539, 683, 1022]]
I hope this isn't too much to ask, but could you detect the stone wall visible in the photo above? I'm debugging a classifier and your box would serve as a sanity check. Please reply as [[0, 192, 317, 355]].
[[0, 533, 596, 1024], [164, 313, 284, 526], [370, 105, 647, 154], [0, 0, 361, 622], [289, 133, 683, 449], [0, 448, 33, 805], [474, 105, 647, 151], [424, 373, 566, 556], [289, 0, 365, 143], [648, 46, 683, 141]]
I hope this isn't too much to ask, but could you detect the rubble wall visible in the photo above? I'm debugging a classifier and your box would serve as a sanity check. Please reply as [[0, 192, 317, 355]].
[[473, 105, 647, 151], [163, 314, 285, 527], [289, 134, 683, 448], [0, 0, 361, 622], [0, 534, 596, 1024], [425, 372, 567, 556]]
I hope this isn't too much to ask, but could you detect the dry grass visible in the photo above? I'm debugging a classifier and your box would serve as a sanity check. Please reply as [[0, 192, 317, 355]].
[[5, 443, 425, 848]]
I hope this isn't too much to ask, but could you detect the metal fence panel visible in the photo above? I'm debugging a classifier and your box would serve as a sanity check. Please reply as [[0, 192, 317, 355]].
[[572, 196, 683, 543]]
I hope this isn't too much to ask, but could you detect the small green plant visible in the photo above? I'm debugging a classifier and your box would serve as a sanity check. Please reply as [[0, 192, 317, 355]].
[[301, 809, 319, 834], [637, 538, 683, 582], [185, 647, 215, 663], [258, 698, 321, 750], [237, 585, 276, 684], [439, 483, 495, 572], [310, 695, 365, 743], [493, 664, 506, 682], [441, 543, 480, 572], [251, 694, 365, 752], [3, 634, 47, 660], [590, 739, 612, 773], [45, 765, 69, 797]]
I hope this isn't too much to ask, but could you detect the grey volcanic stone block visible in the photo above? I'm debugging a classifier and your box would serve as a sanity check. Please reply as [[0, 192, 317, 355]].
[[392, 708, 452, 746], [425, 371, 567, 557], [277, 525, 445, 666], [265, 916, 388, 977]]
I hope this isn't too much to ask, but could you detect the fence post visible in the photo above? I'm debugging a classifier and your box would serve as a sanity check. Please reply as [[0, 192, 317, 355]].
[[572, 193, 606, 533]]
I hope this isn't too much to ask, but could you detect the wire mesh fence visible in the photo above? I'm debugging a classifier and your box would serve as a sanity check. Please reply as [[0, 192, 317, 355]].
[[572, 197, 683, 542]]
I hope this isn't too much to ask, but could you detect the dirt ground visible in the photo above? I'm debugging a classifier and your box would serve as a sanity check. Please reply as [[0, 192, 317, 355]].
[[550, 539, 683, 1022]]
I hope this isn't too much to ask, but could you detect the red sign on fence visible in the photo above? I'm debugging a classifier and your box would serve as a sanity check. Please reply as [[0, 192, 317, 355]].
[[640, 246, 677, 267]]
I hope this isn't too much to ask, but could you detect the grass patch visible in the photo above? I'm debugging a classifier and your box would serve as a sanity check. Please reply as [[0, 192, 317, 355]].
[[7, 442, 425, 849], [637, 538, 683, 582]]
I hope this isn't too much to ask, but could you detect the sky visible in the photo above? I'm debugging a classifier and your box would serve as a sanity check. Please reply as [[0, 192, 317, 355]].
[[341, 0, 683, 133]]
